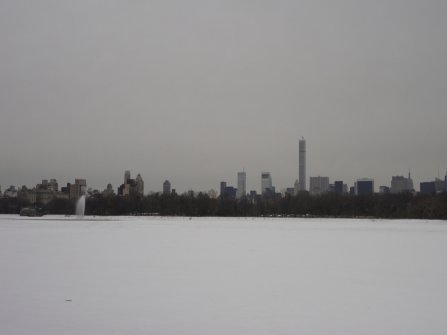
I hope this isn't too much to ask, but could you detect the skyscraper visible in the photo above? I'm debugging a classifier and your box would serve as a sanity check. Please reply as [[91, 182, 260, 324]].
[[69, 179, 86, 200], [309, 176, 330, 195], [420, 178, 445, 195], [236, 171, 246, 199], [390, 173, 414, 194], [334, 181, 344, 194], [355, 178, 374, 195], [293, 179, 299, 195], [135, 174, 144, 195], [124, 170, 131, 184], [261, 172, 272, 195], [220, 181, 227, 197], [299, 137, 306, 191], [163, 180, 171, 195]]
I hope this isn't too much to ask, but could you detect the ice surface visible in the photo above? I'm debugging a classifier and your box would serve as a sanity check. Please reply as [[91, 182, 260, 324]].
[[1, 215, 447, 335]]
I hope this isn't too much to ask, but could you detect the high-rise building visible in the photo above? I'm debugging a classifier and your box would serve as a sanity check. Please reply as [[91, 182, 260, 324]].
[[103, 184, 114, 196], [236, 171, 246, 199], [163, 180, 171, 195], [36, 179, 58, 193], [334, 181, 344, 194], [118, 171, 143, 196], [390, 172, 414, 194], [293, 179, 299, 195], [355, 178, 374, 195], [69, 179, 86, 200], [420, 182, 436, 195], [261, 172, 272, 195], [220, 182, 227, 197], [299, 138, 306, 191], [124, 170, 131, 184], [223, 186, 237, 199], [420, 178, 445, 195], [309, 176, 330, 195], [48, 179, 58, 192], [135, 174, 144, 195]]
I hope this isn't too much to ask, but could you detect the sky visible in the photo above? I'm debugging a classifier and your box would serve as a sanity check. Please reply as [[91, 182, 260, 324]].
[[1, 0, 446, 193]]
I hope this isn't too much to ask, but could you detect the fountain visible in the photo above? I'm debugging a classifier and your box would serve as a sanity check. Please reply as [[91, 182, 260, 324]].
[[76, 195, 86, 218]]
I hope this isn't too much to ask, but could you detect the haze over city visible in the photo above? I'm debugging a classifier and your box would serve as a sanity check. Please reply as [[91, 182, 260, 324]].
[[1, 0, 447, 193]]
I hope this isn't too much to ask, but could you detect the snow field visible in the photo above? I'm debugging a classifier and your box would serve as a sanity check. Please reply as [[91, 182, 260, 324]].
[[1, 216, 446, 335]]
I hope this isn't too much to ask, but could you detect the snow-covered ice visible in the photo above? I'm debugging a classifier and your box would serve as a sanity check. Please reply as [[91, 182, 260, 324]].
[[1, 215, 447, 335]]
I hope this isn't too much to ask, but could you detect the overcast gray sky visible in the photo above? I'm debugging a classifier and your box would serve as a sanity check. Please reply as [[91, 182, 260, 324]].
[[1, 0, 446, 193]]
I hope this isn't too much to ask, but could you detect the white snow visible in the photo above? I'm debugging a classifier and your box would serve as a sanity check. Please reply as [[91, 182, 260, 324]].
[[1, 215, 447, 335]]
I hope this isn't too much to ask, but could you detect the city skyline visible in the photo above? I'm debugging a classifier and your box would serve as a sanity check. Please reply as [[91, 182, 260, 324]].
[[0, 134, 446, 195], [1, 1, 447, 193], [2, 158, 446, 196], [2, 159, 446, 195], [1, 136, 447, 195]]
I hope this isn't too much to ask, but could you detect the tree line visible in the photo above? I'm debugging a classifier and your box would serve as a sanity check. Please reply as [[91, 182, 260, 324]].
[[1, 192, 447, 219]]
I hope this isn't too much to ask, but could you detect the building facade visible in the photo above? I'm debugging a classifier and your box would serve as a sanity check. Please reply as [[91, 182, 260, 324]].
[[118, 171, 143, 196], [420, 178, 445, 195], [124, 170, 131, 184], [355, 178, 374, 195], [220, 182, 227, 197], [334, 181, 345, 194], [309, 176, 330, 195], [163, 180, 171, 195], [103, 184, 114, 196], [236, 171, 246, 199], [135, 174, 144, 195], [261, 172, 272, 195], [390, 174, 414, 194], [223, 186, 237, 199], [69, 179, 86, 200]]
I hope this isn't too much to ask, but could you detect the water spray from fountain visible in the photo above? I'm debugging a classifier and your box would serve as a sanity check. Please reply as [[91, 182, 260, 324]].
[[76, 195, 86, 218]]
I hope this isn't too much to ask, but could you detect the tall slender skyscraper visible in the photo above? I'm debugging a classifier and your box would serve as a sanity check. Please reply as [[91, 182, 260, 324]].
[[124, 170, 131, 184], [299, 137, 306, 191], [236, 171, 246, 199]]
